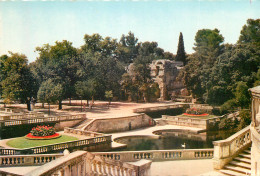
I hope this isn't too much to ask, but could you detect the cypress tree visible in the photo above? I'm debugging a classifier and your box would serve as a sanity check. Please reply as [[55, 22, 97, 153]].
[[176, 32, 186, 65]]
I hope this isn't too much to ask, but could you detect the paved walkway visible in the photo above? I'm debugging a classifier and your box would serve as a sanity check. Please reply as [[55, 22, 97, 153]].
[[0, 166, 39, 175], [151, 159, 225, 176], [3, 101, 184, 119]]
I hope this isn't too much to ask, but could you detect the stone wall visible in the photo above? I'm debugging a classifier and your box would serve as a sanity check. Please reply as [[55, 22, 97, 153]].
[[84, 114, 155, 133]]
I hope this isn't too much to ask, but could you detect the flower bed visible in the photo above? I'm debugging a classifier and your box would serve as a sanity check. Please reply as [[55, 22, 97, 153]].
[[183, 113, 209, 117], [25, 125, 61, 140], [184, 108, 209, 116], [25, 133, 61, 140]]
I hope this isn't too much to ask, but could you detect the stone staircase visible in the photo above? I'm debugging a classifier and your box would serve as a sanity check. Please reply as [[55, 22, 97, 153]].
[[219, 148, 251, 176], [74, 119, 93, 130]]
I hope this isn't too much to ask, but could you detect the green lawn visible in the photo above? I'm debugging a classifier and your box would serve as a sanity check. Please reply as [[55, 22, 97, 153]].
[[7, 135, 78, 149], [179, 114, 216, 119]]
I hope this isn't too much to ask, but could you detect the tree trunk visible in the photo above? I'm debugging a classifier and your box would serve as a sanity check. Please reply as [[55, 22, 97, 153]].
[[58, 100, 62, 110], [92, 96, 94, 104], [48, 103, 50, 115], [42, 103, 44, 108], [27, 100, 31, 111], [81, 99, 82, 112], [69, 98, 71, 106], [87, 100, 89, 106], [4, 103, 6, 108]]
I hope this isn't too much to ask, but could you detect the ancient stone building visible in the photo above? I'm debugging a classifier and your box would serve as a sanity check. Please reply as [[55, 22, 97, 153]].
[[150, 59, 185, 101]]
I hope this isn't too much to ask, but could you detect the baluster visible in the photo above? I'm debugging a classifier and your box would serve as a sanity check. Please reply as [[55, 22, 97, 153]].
[[102, 163, 108, 175], [116, 166, 121, 176], [93, 162, 98, 174], [111, 165, 116, 176], [121, 167, 125, 176], [2, 158, 5, 165]]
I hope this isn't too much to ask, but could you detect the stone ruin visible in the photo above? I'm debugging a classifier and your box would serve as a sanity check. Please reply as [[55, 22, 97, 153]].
[[127, 59, 188, 101], [150, 59, 187, 101]]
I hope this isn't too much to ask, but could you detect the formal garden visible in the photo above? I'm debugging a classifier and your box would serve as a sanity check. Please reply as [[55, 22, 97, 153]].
[[6, 125, 78, 149]]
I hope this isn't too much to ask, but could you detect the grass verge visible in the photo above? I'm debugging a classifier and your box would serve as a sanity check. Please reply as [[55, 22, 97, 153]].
[[6, 135, 78, 149]]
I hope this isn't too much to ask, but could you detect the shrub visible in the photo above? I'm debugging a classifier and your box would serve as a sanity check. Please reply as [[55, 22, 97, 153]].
[[30, 125, 55, 137], [237, 109, 251, 130]]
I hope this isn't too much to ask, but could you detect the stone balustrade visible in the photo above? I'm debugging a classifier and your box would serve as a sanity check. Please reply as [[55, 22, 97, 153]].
[[0, 153, 63, 167], [0, 114, 86, 127], [64, 127, 104, 137], [94, 148, 214, 162], [213, 125, 251, 169], [133, 104, 186, 113], [25, 151, 152, 176]]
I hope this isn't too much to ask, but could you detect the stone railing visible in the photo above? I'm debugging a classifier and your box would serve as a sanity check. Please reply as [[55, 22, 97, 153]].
[[0, 133, 111, 155], [81, 114, 155, 133], [0, 153, 63, 167], [0, 114, 86, 127], [25, 151, 152, 176], [133, 104, 186, 113], [94, 148, 214, 162], [213, 125, 251, 169], [64, 127, 104, 137]]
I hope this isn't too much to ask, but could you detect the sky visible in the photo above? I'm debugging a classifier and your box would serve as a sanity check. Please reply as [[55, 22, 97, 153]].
[[0, 0, 259, 63]]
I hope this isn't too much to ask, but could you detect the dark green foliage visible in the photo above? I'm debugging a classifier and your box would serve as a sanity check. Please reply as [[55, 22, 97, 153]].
[[0, 53, 36, 107], [175, 32, 186, 65], [237, 110, 251, 130], [238, 19, 260, 45], [180, 19, 259, 110]]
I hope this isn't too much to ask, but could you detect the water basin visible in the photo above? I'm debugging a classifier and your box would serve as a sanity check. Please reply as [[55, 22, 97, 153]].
[[114, 129, 236, 151]]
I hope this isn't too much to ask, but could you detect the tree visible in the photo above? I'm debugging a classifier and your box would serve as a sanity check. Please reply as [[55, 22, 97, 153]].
[[105, 90, 113, 105], [175, 32, 186, 65], [194, 28, 224, 62], [75, 81, 91, 110], [33, 40, 78, 109], [238, 19, 260, 45], [180, 28, 225, 103], [118, 32, 139, 63], [235, 82, 250, 109], [0, 52, 35, 110], [37, 79, 64, 115]]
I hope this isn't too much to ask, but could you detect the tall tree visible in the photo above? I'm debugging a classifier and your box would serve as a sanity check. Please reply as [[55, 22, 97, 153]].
[[180, 28, 225, 103], [0, 52, 35, 110], [33, 40, 78, 109], [238, 19, 260, 45], [175, 32, 186, 65]]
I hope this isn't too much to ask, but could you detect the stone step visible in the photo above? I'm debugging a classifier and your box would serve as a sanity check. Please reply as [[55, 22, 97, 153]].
[[238, 153, 251, 159], [224, 165, 251, 175], [233, 157, 251, 164], [229, 161, 251, 169], [219, 169, 248, 176], [243, 150, 251, 155]]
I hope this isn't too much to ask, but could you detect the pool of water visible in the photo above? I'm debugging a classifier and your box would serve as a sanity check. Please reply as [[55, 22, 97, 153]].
[[114, 130, 236, 151]]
